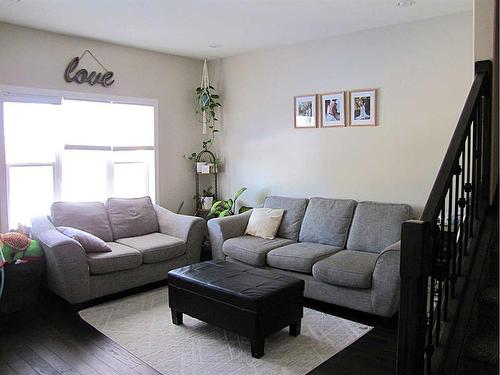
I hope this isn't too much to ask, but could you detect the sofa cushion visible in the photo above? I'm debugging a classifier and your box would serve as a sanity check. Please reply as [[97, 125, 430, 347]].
[[87, 242, 142, 275], [51, 201, 113, 242], [312, 250, 379, 289], [346, 201, 412, 253], [116, 233, 185, 264], [263, 196, 308, 241], [267, 242, 341, 274], [57, 227, 111, 253], [106, 197, 159, 240], [223, 235, 294, 266], [245, 208, 284, 239], [299, 198, 357, 247]]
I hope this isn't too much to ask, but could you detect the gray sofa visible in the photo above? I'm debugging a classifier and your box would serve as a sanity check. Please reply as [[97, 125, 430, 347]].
[[31, 197, 205, 304], [208, 196, 411, 317]]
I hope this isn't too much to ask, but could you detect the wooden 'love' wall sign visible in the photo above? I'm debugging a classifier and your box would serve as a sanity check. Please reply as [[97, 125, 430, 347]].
[[64, 50, 115, 87]]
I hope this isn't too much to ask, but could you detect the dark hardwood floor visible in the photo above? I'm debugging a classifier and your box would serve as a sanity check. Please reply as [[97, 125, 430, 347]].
[[0, 282, 398, 375], [305, 299, 397, 375], [0, 285, 165, 375]]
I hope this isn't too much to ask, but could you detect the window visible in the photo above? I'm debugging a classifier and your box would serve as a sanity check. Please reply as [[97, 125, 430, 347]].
[[2, 94, 156, 230]]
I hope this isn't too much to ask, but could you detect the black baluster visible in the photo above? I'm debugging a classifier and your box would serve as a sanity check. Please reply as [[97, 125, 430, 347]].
[[476, 96, 483, 209], [435, 218, 444, 347], [426, 245, 436, 374], [451, 165, 460, 290], [443, 186, 453, 322], [471, 107, 479, 234], [457, 149, 466, 276], [464, 126, 472, 256]]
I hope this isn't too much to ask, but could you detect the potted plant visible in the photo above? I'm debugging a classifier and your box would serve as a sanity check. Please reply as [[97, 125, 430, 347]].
[[208, 187, 252, 218], [196, 59, 222, 135], [200, 186, 214, 210]]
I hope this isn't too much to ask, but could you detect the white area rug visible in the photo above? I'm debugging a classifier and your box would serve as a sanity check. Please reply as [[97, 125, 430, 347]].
[[79, 287, 372, 375]]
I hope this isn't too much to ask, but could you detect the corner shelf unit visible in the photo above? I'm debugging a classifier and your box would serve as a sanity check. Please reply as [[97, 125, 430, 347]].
[[195, 150, 218, 218]]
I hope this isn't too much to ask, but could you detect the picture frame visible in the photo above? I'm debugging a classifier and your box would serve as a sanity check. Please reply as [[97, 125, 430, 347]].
[[320, 91, 346, 127], [294, 94, 317, 128], [350, 89, 377, 126]]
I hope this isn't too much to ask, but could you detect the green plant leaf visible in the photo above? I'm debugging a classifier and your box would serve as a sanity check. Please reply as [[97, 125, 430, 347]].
[[208, 200, 223, 215], [219, 209, 231, 217], [233, 187, 247, 201], [239, 206, 252, 214]]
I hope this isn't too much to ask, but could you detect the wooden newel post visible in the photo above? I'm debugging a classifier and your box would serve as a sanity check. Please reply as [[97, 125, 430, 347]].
[[474, 61, 492, 208], [397, 220, 432, 375]]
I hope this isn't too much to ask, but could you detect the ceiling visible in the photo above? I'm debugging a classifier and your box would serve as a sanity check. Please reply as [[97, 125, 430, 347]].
[[0, 0, 471, 60]]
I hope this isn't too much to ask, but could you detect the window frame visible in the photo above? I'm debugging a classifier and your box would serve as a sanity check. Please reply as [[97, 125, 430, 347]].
[[0, 85, 159, 232]]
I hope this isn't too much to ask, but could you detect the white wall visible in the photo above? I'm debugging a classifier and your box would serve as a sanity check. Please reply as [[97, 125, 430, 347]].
[[214, 13, 473, 216], [0, 22, 203, 224]]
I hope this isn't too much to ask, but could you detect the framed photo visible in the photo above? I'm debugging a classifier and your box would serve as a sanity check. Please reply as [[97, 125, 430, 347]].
[[350, 89, 377, 126], [320, 92, 346, 127], [294, 95, 317, 128]]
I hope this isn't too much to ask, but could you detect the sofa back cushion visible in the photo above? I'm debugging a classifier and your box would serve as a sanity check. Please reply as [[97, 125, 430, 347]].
[[106, 196, 159, 239], [299, 198, 357, 247], [346, 201, 412, 253], [51, 201, 114, 242], [263, 196, 308, 241]]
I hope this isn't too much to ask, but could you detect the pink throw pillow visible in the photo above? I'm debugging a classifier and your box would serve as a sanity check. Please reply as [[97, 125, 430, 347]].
[[58, 227, 112, 253]]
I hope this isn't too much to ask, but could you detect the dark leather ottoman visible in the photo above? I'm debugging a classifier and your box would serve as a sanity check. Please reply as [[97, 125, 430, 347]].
[[167, 260, 304, 358]]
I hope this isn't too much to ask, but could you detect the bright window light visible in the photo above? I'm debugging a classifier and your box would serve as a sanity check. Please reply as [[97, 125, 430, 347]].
[[114, 162, 149, 198], [3, 97, 156, 229], [7, 165, 54, 229], [61, 150, 109, 202]]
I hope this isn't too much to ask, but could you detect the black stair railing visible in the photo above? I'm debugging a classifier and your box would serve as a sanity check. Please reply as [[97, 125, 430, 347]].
[[397, 60, 493, 375]]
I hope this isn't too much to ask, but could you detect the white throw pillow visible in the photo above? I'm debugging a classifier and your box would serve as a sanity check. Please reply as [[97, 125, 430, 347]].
[[245, 208, 285, 240]]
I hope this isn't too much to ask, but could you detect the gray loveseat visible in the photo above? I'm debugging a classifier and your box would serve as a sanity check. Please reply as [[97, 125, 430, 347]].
[[208, 196, 411, 317], [31, 197, 204, 304]]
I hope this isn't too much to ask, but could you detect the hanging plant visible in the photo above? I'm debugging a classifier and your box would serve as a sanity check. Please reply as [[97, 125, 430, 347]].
[[196, 59, 222, 135], [184, 59, 222, 164], [196, 85, 221, 130]]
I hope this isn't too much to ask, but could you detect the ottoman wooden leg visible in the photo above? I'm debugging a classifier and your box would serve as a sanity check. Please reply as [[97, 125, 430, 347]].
[[289, 319, 301, 336], [171, 309, 183, 325], [251, 337, 265, 358]]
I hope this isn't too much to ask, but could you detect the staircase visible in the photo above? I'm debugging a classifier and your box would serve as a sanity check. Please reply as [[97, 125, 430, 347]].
[[396, 60, 495, 375], [456, 203, 499, 375]]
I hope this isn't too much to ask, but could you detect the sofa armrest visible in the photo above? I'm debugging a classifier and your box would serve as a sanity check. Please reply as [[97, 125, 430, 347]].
[[31, 216, 90, 304], [371, 241, 401, 317], [154, 204, 205, 264], [207, 211, 252, 260]]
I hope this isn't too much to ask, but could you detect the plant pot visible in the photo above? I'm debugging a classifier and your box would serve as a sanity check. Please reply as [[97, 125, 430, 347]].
[[202, 197, 213, 210], [200, 164, 211, 174], [196, 162, 205, 173]]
